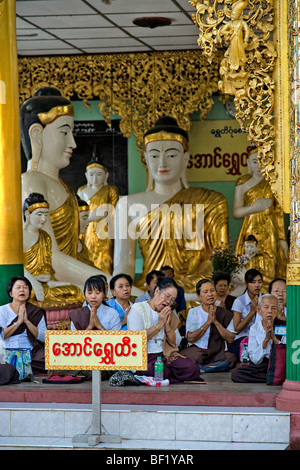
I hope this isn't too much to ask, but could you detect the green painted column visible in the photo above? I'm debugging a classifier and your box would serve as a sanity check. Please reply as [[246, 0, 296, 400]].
[[286, 285, 300, 382], [0, 1, 24, 305]]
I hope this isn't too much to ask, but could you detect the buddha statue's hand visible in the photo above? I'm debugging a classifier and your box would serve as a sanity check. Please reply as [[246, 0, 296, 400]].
[[250, 197, 272, 214], [279, 239, 289, 259], [31, 278, 45, 302], [47, 280, 71, 288]]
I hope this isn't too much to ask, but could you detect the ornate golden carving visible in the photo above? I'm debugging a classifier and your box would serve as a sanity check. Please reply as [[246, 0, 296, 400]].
[[190, 1, 283, 205], [18, 51, 221, 161], [287, 264, 300, 286], [288, 0, 300, 267]]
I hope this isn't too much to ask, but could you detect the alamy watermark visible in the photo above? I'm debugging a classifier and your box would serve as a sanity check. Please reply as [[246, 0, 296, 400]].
[[93, 198, 204, 251]]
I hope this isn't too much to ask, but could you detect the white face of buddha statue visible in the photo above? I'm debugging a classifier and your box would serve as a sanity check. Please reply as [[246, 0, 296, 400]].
[[145, 140, 189, 187], [244, 241, 258, 258], [28, 208, 49, 231], [247, 152, 263, 178], [79, 210, 90, 234], [85, 166, 107, 189], [41, 115, 76, 170]]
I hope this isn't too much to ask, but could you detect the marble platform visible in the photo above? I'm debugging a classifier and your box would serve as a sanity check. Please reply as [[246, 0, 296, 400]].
[[0, 402, 290, 449]]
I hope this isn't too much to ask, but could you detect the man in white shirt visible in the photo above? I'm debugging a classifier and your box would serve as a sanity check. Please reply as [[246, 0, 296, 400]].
[[231, 294, 282, 383]]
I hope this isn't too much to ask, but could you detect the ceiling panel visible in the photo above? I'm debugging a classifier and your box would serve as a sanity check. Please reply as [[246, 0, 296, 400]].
[[16, 0, 200, 56]]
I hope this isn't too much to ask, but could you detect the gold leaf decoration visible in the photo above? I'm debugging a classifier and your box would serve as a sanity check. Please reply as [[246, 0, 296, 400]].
[[190, 0, 280, 203], [18, 51, 221, 163]]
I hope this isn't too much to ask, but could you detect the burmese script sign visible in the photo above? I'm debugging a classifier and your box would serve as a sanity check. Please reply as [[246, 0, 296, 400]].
[[187, 119, 251, 182], [45, 330, 147, 371]]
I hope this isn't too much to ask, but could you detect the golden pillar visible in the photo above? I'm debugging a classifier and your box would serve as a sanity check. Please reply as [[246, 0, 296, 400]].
[[0, 0, 23, 304]]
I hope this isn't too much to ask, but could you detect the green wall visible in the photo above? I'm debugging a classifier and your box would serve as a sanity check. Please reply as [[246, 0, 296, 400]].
[[72, 98, 244, 275]]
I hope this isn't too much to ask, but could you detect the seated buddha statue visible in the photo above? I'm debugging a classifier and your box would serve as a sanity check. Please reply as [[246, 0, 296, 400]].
[[77, 149, 119, 274], [113, 116, 229, 293], [20, 87, 143, 295], [23, 192, 84, 308], [76, 195, 95, 266], [233, 147, 288, 287]]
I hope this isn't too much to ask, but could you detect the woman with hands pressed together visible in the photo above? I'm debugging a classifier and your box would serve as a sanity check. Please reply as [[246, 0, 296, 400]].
[[180, 279, 237, 369], [228, 269, 263, 359], [0, 276, 47, 377], [128, 277, 202, 383], [69, 276, 121, 332]]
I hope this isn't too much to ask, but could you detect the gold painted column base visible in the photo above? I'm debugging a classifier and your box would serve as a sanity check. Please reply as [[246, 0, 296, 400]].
[[286, 263, 300, 285]]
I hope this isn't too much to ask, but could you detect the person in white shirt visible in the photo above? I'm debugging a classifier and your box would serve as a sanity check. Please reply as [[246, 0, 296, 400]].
[[231, 294, 282, 383], [69, 276, 121, 332], [180, 279, 237, 368], [228, 269, 263, 359], [0, 276, 47, 377], [128, 277, 202, 383]]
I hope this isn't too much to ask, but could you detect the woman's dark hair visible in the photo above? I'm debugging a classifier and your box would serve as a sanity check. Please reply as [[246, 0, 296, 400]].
[[268, 278, 286, 293], [109, 273, 133, 291], [212, 271, 231, 286], [145, 270, 165, 285], [6, 276, 32, 302], [196, 278, 214, 296], [83, 276, 106, 294], [245, 269, 263, 284], [154, 276, 178, 296], [20, 86, 72, 161], [22, 192, 48, 221]]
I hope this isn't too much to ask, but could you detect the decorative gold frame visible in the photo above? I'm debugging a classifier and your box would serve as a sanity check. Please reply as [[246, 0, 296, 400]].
[[18, 50, 222, 162], [18, 1, 290, 212], [190, 0, 290, 213]]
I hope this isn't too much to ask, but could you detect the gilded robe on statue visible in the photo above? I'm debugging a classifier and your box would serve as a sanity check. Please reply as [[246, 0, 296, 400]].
[[24, 229, 84, 308], [50, 179, 79, 259], [78, 184, 119, 274], [134, 187, 229, 293], [235, 175, 287, 285]]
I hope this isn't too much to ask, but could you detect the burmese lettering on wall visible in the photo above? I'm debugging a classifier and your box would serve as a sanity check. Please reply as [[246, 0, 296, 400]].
[[187, 119, 251, 182]]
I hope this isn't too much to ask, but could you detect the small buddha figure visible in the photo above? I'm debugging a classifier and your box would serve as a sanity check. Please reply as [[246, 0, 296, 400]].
[[233, 147, 288, 286], [113, 116, 229, 293], [76, 195, 95, 266], [241, 234, 260, 270], [77, 149, 119, 274], [23, 192, 84, 308], [20, 87, 121, 292], [230, 266, 247, 298]]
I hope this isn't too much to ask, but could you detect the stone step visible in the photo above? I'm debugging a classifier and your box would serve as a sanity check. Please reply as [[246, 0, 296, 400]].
[[0, 403, 290, 447]]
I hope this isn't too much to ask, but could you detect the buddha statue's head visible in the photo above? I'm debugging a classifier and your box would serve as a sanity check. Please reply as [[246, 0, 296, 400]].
[[23, 192, 49, 231], [76, 195, 90, 234], [85, 147, 108, 189], [244, 234, 258, 258], [143, 117, 190, 191], [20, 86, 76, 171], [247, 147, 263, 178]]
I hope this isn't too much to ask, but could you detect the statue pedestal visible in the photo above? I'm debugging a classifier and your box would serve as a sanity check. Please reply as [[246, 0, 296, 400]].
[[276, 380, 300, 450]]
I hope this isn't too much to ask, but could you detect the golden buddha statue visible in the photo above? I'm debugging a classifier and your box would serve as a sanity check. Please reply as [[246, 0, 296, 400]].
[[76, 195, 95, 266], [77, 150, 119, 274], [233, 148, 288, 287], [23, 192, 84, 308], [113, 117, 229, 293], [20, 87, 122, 292]]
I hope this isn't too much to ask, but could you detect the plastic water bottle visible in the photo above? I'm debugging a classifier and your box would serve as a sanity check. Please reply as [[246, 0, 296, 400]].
[[154, 356, 164, 381], [241, 342, 249, 363]]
